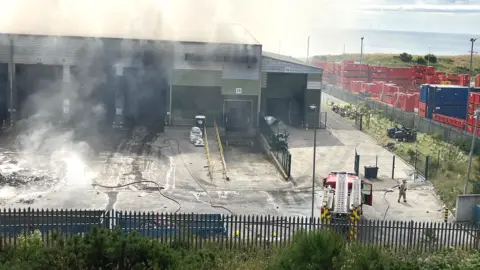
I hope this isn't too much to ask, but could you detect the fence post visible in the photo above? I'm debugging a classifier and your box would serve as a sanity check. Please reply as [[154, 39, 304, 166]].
[[287, 153, 292, 178], [392, 156, 396, 179], [359, 113, 363, 131], [425, 156, 429, 181], [324, 112, 327, 128]]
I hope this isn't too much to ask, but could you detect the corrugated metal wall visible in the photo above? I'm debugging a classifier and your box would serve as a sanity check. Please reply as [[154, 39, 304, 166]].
[[222, 62, 259, 80], [307, 73, 322, 90], [12, 36, 84, 65], [0, 36, 10, 63]]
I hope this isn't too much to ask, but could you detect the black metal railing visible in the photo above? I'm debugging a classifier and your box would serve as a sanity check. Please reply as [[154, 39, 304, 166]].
[[259, 116, 292, 178], [1, 209, 479, 251]]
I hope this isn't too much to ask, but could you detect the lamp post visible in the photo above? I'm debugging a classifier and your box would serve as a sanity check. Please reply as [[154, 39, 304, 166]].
[[470, 38, 477, 77], [465, 109, 480, 194], [427, 46, 431, 66], [466, 38, 477, 132], [310, 104, 317, 219], [360, 37, 364, 64]]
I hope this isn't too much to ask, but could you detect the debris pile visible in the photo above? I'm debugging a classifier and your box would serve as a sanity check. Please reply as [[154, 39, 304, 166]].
[[0, 172, 57, 188]]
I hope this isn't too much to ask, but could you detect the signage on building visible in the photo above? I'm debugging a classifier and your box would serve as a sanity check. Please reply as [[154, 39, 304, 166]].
[[235, 88, 242, 94]]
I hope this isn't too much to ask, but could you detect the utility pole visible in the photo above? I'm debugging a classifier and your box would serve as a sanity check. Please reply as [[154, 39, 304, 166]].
[[466, 38, 479, 192], [465, 109, 480, 194], [427, 46, 431, 66], [470, 38, 477, 78], [360, 37, 364, 64], [310, 104, 318, 219], [306, 36, 310, 63], [466, 38, 477, 132]]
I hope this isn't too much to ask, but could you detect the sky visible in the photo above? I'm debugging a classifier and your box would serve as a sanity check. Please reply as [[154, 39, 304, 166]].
[[0, 0, 479, 57]]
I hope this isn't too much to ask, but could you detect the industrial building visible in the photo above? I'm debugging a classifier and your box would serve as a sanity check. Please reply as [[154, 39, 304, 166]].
[[0, 23, 322, 135]]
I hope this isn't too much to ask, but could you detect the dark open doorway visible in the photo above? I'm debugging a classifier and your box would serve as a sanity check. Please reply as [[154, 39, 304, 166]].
[[223, 100, 252, 132]]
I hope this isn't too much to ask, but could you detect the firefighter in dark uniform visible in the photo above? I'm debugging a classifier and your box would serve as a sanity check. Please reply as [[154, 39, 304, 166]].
[[398, 179, 407, 203]]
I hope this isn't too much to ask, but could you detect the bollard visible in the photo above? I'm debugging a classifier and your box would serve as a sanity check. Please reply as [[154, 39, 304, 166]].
[[392, 156, 396, 179], [444, 207, 448, 223]]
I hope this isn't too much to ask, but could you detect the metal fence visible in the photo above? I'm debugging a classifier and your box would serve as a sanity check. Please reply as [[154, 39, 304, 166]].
[[259, 116, 292, 178], [318, 111, 328, 129], [271, 147, 292, 178], [1, 209, 479, 252]]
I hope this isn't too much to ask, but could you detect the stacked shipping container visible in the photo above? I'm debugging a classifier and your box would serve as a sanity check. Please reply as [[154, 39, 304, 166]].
[[467, 92, 480, 135], [340, 62, 369, 90], [313, 59, 479, 131], [419, 84, 468, 119]]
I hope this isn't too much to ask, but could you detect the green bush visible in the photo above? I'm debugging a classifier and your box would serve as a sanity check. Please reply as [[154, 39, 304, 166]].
[[399, 53, 413, 62], [268, 229, 345, 270], [424, 54, 437, 64], [1, 227, 480, 270], [415, 57, 427, 65]]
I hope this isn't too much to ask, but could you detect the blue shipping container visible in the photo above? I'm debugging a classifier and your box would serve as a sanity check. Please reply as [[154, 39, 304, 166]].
[[420, 84, 469, 106], [426, 104, 467, 119], [420, 84, 428, 103]]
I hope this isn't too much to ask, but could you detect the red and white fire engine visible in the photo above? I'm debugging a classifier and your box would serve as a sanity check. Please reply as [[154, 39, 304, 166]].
[[320, 172, 373, 221]]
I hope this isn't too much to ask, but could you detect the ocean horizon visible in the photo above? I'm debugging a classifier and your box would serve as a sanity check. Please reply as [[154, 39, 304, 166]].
[[291, 29, 479, 58]]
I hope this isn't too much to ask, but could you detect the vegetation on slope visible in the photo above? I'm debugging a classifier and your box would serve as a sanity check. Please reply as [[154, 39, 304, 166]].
[[313, 53, 480, 76], [2, 227, 480, 270]]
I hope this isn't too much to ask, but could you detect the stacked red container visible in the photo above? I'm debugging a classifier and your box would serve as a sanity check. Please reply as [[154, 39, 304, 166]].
[[369, 66, 388, 81], [418, 101, 427, 117], [467, 92, 480, 133], [411, 65, 427, 85], [426, 75, 441, 84], [426, 66, 436, 75], [476, 74, 480, 87], [446, 74, 461, 85], [395, 93, 416, 112], [459, 74, 471, 86], [432, 114, 466, 129], [387, 67, 413, 86], [340, 63, 369, 89]]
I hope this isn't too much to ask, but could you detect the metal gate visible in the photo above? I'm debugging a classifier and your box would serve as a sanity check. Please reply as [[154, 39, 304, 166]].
[[354, 149, 360, 176]]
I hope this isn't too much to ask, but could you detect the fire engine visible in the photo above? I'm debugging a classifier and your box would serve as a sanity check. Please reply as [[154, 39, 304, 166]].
[[320, 172, 373, 221]]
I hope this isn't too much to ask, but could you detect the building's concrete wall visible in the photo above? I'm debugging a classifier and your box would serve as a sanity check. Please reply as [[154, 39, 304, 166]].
[[0, 35, 264, 128], [455, 194, 480, 222], [171, 70, 222, 87]]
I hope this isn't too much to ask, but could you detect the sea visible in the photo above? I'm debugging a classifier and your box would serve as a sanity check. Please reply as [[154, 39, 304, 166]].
[[298, 29, 478, 57]]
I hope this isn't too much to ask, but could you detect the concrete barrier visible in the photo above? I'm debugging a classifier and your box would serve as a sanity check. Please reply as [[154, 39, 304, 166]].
[[455, 194, 480, 222]]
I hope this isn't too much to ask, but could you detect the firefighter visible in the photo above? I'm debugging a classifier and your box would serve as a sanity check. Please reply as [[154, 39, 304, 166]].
[[398, 179, 407, 203]]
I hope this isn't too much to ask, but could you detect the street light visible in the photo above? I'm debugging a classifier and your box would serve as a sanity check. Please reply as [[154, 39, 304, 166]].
[[427, 46, 431, 66], [466, 38, 477, 132], [309, 104, 317, 219], [360, 37, 364, 64], [465, 109, 480, 194], [470, 38, 477, 77]]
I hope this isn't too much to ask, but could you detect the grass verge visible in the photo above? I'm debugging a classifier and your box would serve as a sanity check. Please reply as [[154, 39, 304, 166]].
[[313, 53, 480, 75], [2, 227, 480, 269]]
